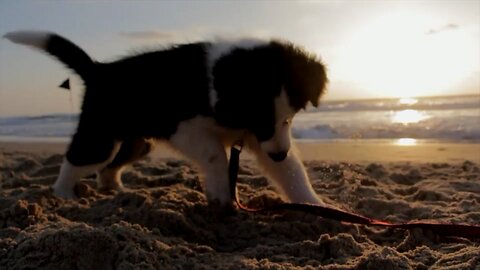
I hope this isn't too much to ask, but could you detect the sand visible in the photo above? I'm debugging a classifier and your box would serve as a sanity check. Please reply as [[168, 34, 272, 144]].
[[0, 141, 479, 269]]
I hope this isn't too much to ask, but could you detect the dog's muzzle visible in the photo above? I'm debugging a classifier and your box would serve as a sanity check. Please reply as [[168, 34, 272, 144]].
[[268, 151, 288, 162]]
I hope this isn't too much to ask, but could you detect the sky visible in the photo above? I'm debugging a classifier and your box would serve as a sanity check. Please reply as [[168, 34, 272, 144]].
[[0, 0, 479, 116]]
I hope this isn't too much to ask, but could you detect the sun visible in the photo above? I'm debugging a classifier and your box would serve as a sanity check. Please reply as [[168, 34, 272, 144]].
[[334, 10, 479, 98]]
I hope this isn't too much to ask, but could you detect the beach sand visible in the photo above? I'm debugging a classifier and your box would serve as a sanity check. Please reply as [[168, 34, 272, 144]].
[[0, 140, 479, 269]]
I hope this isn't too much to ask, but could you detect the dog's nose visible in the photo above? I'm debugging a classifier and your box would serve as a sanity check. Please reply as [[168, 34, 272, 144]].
[[268, 151, 287, 162]]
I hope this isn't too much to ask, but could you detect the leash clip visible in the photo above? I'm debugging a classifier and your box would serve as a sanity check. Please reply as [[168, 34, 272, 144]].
[[232, 139, 244, 152], [232, 132, 246, 153]]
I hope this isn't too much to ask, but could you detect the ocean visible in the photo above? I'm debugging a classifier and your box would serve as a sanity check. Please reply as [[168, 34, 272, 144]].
[[0, 95, 479, 143]]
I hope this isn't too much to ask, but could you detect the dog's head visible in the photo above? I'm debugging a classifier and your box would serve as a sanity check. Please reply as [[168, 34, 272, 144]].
[[256, 88, 295, 162], [211, 40, 328, 161], [258, 41, 328, 161]]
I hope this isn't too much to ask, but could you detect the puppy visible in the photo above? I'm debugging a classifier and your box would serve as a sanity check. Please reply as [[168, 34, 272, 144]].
[[5, 31, 328, 209]]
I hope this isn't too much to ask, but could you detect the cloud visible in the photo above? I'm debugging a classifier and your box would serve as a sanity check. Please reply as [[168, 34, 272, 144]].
[[119, 27, 273, 45], [119, 30, 181, 41], [119, 27, 214, 44], [426, 23, 459, 35]]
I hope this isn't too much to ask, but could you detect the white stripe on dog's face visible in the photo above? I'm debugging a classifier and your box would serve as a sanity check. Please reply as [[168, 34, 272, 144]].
[[260, 88, 296, 161]]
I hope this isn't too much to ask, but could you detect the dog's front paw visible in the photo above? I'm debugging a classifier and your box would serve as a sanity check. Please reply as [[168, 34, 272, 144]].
[[52, 185, 77, 199], [299, 196, 326, 207]]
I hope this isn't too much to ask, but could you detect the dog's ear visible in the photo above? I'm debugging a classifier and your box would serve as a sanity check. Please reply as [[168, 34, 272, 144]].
[[287, 54, 328, 109], [303, 60, 327, 108], [278, 41, 328, 109]]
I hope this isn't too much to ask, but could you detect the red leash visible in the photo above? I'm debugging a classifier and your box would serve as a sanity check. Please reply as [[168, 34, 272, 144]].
[[229, 145, 480, 239]]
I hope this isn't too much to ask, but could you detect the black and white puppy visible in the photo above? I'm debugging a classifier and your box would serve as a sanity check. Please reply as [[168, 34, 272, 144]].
[[5, 31, 328, 208]]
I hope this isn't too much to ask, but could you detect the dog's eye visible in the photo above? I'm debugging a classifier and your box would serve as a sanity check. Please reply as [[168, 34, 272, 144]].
[[283, 118, 291, 126]]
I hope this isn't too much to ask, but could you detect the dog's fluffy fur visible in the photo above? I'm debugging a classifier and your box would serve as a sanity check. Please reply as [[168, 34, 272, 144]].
[[5, 31, 328, 208]]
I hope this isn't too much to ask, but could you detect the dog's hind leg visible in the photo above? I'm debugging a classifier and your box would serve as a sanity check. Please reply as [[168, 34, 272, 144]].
[[248, 140, 324, 205], [97, 137, 155, 191], [53, 132, 121, 198]]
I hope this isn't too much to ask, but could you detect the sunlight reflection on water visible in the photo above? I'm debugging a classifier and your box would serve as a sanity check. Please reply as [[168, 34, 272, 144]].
[[395, 138, 418, 146], [392, 109, 429, 124], [398, 97, 418, 105]]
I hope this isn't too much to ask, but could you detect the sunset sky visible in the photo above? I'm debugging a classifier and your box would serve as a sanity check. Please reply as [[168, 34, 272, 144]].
[[0, 0, 479, 116]]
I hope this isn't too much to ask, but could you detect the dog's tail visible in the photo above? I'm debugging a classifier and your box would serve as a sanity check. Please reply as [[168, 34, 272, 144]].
[[4, 31, 94, 81]]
